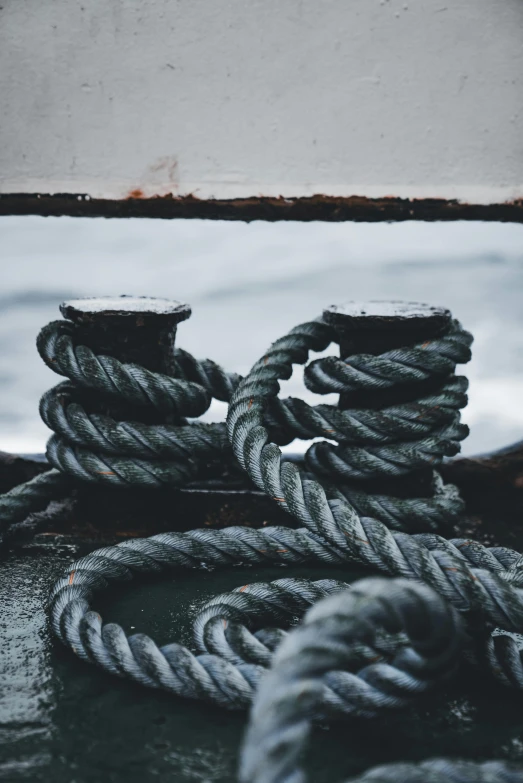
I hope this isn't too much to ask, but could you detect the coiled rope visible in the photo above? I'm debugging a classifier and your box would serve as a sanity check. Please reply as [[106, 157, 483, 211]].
[[27, 308, 521, 780], [1, 312, 469, 543], [240, 579, 523, 783]]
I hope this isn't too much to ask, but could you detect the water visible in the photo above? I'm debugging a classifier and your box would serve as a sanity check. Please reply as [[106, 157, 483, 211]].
[[1, 216, 523, 456]]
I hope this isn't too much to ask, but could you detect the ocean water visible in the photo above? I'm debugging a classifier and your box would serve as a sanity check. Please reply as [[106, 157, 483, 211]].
[[0, 215, 522, 457]]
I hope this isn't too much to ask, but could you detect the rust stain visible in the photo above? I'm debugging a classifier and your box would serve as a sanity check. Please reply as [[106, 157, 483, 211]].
[[68, 570, 75, 585], [126, 157, 179, 200]]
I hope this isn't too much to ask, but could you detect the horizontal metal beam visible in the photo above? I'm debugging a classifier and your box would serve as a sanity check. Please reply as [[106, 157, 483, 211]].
[[2, 0, 522, 218], [1, 193, 523, 222]]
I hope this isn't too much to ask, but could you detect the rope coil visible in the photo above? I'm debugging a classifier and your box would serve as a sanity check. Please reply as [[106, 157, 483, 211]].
[[1, 313, 468, 538], [4, 305, 523, 780]]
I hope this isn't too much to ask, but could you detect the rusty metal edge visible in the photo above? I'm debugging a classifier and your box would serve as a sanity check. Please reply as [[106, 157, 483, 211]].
[[1, 193, 523, 222]]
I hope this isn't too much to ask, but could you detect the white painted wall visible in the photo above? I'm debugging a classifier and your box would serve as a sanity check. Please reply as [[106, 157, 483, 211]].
[[1, 0, 522, 203]]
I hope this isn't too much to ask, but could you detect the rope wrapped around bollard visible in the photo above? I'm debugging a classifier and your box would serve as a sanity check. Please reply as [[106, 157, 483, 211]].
[[1, 299, 469, 544], [36, 300, 523, 781], [4, 297, 523, 778]]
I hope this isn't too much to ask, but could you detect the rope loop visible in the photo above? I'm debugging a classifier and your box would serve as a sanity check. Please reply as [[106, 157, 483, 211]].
[[35, 318, 237, 488], [2, 312, 468, 533], [304, 319, 473, 395], [5, 304, 523, 779], [240, 579, 523, 783]]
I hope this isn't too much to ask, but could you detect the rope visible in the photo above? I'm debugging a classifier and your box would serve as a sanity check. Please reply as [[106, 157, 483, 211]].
[[0, 320, 239, 537], [48, 519, 523, 689], [240, 578, 523, 783], [48, 528, 523, 779], [1, 314, 468, 538], [6, 306, 522, 779]]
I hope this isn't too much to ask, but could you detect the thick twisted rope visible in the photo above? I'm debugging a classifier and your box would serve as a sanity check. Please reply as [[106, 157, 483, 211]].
[[240, 578, 523, 783], [48, 528, 523, 778], [48, 516, 523, 694], [330, 471, 464, 533], [49, 526, 347, 709], [218, 316, 523, 779], [228, 319, 471, 481], [225, 320, 523, 668], [1, 313, 468, 539], [40, 310, 523, 780], [304, 322, 472, 393], [48, 524, 523, 779], [0, 469, 70, 546], [51, 530, 479, 714], [0, 321, 248, 536], [36, 320, 230, 484]]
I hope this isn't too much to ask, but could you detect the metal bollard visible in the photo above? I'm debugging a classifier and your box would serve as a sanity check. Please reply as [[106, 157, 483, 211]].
[[61, 296, 192, 424], [56, 296, 194, 534], [322, 301, 453, 500]]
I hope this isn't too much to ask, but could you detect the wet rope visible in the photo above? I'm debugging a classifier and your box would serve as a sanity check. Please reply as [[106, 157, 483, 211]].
[[6, 307, 521, 777], [42, 314, 523, 783], [0, 313, 468, 544], [48, 524, 523, 780], [48, 520, 523, 694], [240, 579, 523, 783]]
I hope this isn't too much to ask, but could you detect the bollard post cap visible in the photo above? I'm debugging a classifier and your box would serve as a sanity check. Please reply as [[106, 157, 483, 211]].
[[323, 301, 451, 335], [60, 296, 192, 325]]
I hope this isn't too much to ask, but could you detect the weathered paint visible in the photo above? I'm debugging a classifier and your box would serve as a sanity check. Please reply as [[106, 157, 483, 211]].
[[1, 0, 522, 216]]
